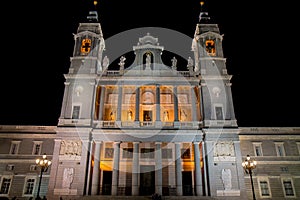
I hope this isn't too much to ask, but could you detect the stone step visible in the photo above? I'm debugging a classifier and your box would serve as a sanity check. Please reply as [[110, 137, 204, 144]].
[[78, 196, 216, 200]]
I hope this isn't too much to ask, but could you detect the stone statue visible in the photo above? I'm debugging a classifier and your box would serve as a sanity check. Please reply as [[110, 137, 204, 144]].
[[187, 56, 194, 73], [171, 56, 177, 70], [102, 55, 109, 69], [118, 56, 126, 70], [145, 53, 151, 69], [62, 168, 74, 189], [221, 168, 232, 190], [163, 111, 169, 121]]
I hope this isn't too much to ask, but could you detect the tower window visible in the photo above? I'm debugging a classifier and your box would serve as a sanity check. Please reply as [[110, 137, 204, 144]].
[[214, 106, 224, 120], [72, 105, 81, 119], [205, 39, 216, 56], [81, 38, 91, 54]]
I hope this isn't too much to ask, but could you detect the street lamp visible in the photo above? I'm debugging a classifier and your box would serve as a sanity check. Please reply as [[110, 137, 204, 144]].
[[242, 155, 257, 200], [35, 153, 52, 200]]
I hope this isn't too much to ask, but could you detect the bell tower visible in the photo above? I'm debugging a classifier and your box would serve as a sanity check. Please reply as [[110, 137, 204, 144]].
[[58, 6, 105, 127], [193, 2, 237, 128]]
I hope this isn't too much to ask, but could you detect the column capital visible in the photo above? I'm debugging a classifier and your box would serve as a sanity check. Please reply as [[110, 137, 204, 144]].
[[133, 141, 140, 145], [155, 142, 162, 145]]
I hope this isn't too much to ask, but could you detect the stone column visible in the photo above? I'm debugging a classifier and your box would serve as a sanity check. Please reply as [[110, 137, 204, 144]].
[[59, 82, 70, 119], [98, 86, 106, 120], [117, 86, 123, 121], [111, 142, 120, 195], [191, 87, 197, 121], [91, 141, 102, 195], [194, 142, 202, 196], [132, 142, 140, 196], [202, 140, 208, 195], [173, 87, 179, 121], [175, 142, 182, 195], [155, 142, 162, 195], [156, 85, 161, 121], [135, 88, 140, 122]]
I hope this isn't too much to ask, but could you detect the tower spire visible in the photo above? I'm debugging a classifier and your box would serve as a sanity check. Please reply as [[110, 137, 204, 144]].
[[87, 0, 99, 22], [199, 1, 210, 23]]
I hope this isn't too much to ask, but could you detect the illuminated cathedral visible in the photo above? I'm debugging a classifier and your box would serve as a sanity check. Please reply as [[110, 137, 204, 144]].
[[0, 3, 299, 200]]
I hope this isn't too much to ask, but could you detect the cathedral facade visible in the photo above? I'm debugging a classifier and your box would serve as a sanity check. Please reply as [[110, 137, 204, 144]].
[[0, 9, 300, 200]]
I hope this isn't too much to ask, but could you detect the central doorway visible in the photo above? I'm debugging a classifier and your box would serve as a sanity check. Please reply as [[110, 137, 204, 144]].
[[140, 165, 155, 195]]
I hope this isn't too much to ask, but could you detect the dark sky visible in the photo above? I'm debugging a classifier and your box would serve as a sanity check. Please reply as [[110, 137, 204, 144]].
[[0, 0, 299, 127]]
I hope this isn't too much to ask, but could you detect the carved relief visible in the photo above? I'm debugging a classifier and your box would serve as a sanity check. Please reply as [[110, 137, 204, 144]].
[[214, 141, 235, 157], [62, 167, 74, 189], [60, 140, 82, 156], [221, 168, 232, 190]]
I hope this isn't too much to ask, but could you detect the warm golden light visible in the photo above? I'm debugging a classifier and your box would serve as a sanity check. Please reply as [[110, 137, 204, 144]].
[[94, 0, 98, 6], [200, 1, 204, 6]]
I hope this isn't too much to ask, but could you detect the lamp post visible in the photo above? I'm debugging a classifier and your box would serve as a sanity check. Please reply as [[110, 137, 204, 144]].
[[242, 155, 257, 200], [35, 153, 52, 200]]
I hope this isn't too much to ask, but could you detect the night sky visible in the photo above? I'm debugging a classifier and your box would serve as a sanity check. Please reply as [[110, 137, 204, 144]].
[[0, 0, 299, 127]]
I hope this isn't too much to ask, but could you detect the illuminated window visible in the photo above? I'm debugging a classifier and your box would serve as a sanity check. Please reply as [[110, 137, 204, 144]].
[[81, 38, 91, 54], [205, 39, 216, 55]]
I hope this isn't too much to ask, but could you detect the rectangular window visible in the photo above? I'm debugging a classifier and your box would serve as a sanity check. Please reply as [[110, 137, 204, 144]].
[[0, 177, 12, 194], [23, 178, 35, 195], [275, 142, 285, 156], [181, 148, 191, 159], [29, 165, 37, 171], [122, 148, 133, 159], [215, 106, 224, 120], [104, 148, 114, 159], [32, 141, 42, 155], [162, 149, 172, 159], [253, 143, 263, 156], [6, 165, 14, 171], [260, 181, 270, 196], [10, 141, 20, 155], [72, 105, 81, 119], [141, 148, 154, 159], [283, 180, 295, 197]]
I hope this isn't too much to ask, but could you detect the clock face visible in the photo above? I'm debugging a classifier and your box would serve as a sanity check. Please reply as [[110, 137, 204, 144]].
[[81, 38, 91, 54]]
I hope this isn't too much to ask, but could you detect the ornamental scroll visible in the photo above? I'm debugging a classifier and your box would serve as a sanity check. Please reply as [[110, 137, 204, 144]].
[[59, 140, 82, 156]]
